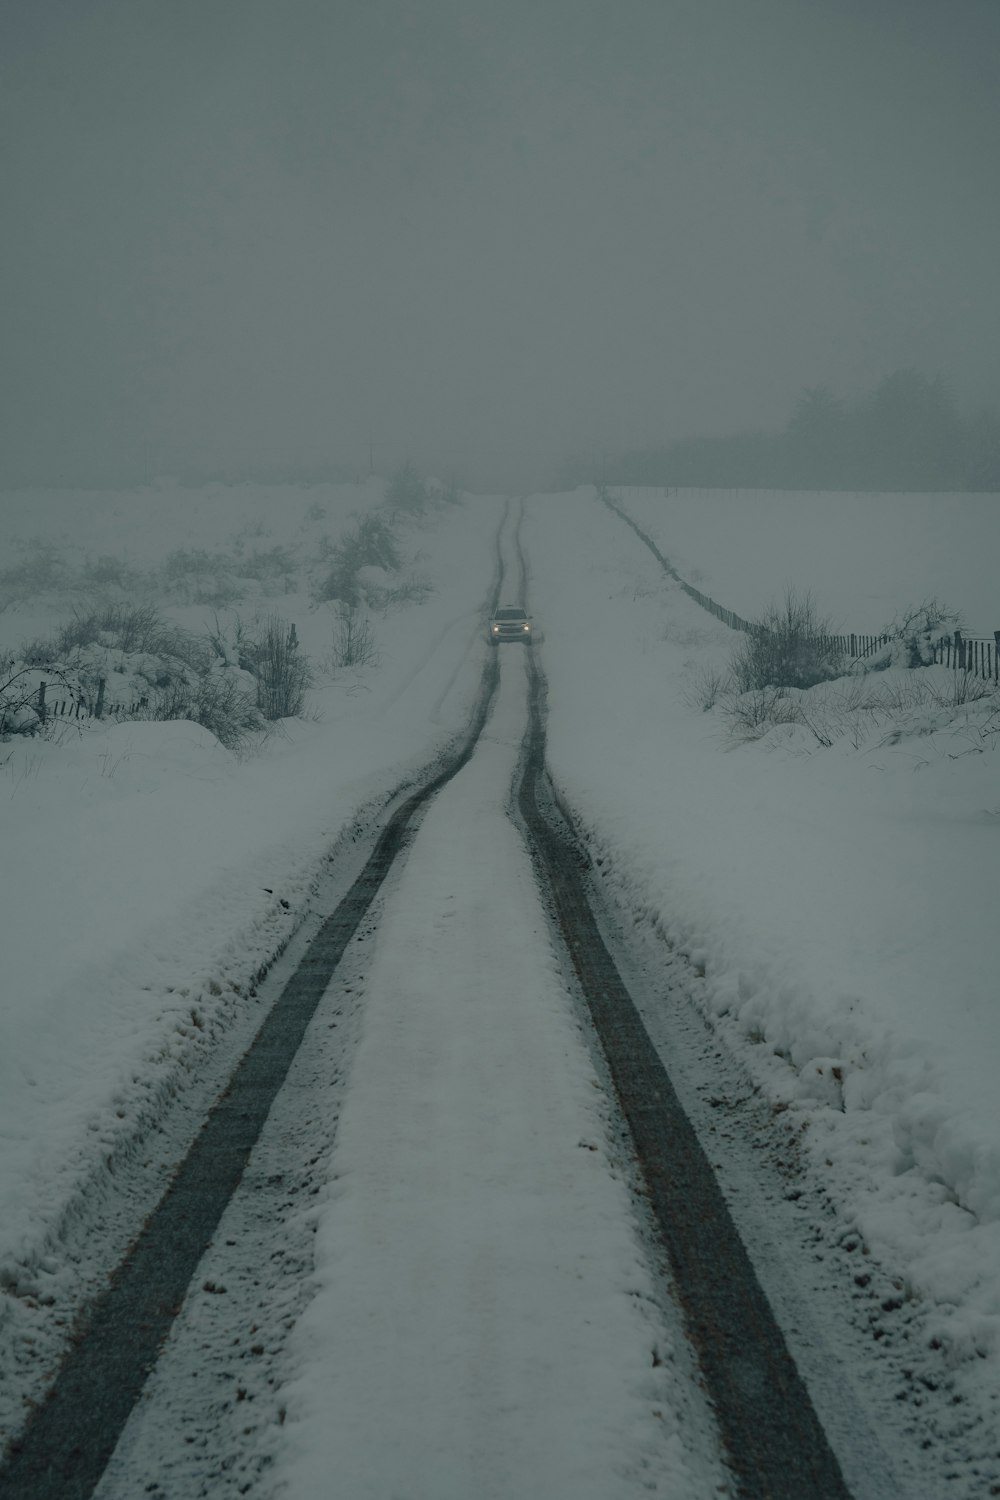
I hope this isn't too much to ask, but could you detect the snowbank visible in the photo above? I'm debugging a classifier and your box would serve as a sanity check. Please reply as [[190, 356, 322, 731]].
[[0, 487, 502, 1309], [525, 490, 1000, 1389]]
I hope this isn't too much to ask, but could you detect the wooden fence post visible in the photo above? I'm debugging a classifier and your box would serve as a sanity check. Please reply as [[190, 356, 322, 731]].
[[994, 631, 1000, 683], [37, 681, 46, 724], [95, 678, 106, 720], [954, 629, 965, 670]]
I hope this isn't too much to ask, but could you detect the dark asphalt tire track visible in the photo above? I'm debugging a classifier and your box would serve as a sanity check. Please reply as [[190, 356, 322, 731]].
[[0, 560, 505, 1500], [515, 648, 852, 1499]]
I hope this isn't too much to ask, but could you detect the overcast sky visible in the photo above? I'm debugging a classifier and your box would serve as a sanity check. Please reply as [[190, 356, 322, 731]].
[[2, 0, 999, 490]]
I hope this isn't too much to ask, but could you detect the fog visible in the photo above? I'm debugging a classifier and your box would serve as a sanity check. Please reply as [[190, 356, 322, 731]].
[[3, 0, 999, 492]]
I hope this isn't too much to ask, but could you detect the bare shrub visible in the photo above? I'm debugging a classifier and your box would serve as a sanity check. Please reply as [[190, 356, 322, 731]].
[[195, 674, 266, 752], [54, 603, 210, 672], [162, 549, 246, 605], [372, 574, 432, 612], [718, 686, 806, 742], [0, 660, 83, 738], [1, 662, 45, 737], [20, 635, 61, 667], [682, 664, 731, 712], [385, 461, 429, 514], [164, 548, 232, 579], [930, 669, 996, 708], [319, 554, 359, 607], [139, 673, 265, 756], [238, 545, 298, 583], [83, 555, 135, 588], [352, 514, 400, 571], [242, 615, 314, 719], [330, 605, 380, 669], [434, 476, 463, 506], [731, 590, 844, 691], [0, 541, 69, 598]]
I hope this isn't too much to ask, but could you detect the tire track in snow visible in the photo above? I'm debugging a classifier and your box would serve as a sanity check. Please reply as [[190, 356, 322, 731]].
[[513, 503, 856, 1499], [0, 514, 510, 1500]]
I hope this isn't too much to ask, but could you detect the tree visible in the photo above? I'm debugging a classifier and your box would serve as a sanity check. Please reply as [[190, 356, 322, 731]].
[[385, 461, 429, 514], [960, 407, 1000, 491], [785, 385, 848, 487], [858, 370, 961, 490]]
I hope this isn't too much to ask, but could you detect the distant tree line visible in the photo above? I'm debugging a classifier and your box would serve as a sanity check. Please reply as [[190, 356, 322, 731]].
[[567, 370, 1000, 492]]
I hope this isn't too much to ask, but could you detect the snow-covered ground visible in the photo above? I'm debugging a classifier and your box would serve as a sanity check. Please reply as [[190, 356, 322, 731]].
[[613, 485, 1000, 632], [525, 489, 1000, 1489], [1, 480, 999, 1493], [0, 483, 503, 1438]]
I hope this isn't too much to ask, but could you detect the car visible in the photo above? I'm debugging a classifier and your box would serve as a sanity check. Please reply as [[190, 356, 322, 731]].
[[488, 606, 532, 644]]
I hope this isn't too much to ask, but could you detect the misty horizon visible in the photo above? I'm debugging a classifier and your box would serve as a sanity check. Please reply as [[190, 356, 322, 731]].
[[3, 0, 999, 493]]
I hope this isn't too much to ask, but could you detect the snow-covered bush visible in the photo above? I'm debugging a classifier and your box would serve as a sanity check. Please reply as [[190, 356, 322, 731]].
[[83, 555, 138, 589], [354, 566, 431, 613], [432, 476, 463, 506], [711, 664, 1000, 752], [317, 514, 401, 606], [142, 668, 265, 755], [235, 545, 298, 586], [861, 598, 961, 671], [384, 461, 430, 515], [208, 613, 316, 721], [730, 589, 844, 692], [0, 659, 44, 737], [717, 684, 807, 742], [54, 603, 210, 672], [163, 545, 299, 602], [162, 549, 243, 605], [0, 540, 71, 600], [0, 657, 90, 738], [164, 547, 231, 581], [5, 604, 318, 750]]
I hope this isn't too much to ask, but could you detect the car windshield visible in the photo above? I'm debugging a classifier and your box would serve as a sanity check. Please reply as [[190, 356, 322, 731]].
[[495, 609, 526, 620]]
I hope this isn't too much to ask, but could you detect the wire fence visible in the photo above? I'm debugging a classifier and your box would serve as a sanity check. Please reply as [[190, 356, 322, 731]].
[[35, 677, 148, 724], [601, 490, 1000, 684]]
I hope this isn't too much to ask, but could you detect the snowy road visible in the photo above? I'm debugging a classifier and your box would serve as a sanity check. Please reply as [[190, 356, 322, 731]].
[[47, 651, 728, 1498], [273, 645, 722, 1499], [77, 535, 725, 1498], [2, 513, 725, 1497], [2, 498, 951, 1499]]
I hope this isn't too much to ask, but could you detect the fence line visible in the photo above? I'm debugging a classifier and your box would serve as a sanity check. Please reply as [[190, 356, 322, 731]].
[[931, 631, 1000, 681], [600, 490, 1000, 685], [35, 677, 149, 725]]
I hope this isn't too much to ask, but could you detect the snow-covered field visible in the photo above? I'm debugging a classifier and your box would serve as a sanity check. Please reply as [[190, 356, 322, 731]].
[[525, 489, 1000, 1489], [0, 483, 503, 1430], [613, 486, 1000, 633], [1, 480, 999, 1493]]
